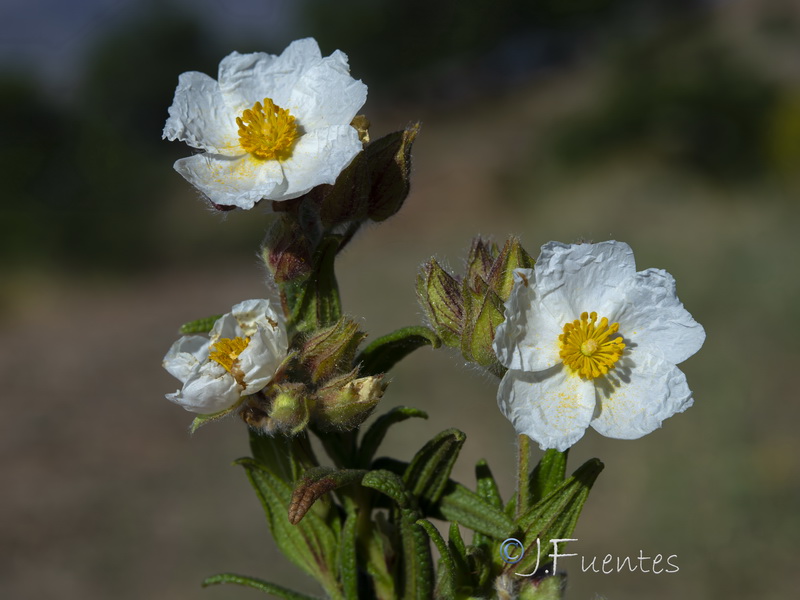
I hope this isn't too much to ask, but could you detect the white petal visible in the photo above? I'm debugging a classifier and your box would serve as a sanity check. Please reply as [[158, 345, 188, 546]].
[[163, 71, 240, 155], [162, 335, 209, 382], [236, 325, 286, 393], [209, 312, 239, 343], [494, 269, 562, 371], [228, 298, 285, 337], [218, 39, 323, 114], [167, 361, 241, 413], [611, 268, 705, 365], [173, 153, 286, 209], [498, 367, 596, 451], [279, 125, 362, 197], [534, 241, 637, 321], [590, 351, 694, 439], [287, 51, 367, 129]]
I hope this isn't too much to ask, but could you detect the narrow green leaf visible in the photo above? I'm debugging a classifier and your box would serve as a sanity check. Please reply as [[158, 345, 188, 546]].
[[289, 467, 367, 524], [356, 326, 441, 377], [338, 512, 359, 600], [361, 469, 412, 509], [249, 429, 317, 484], [358, 406, 428, 468], [398, 508, 433, 600], [448, 522, 467, 564], [179, 314, 221, 334], [475, 459, 503, 509], [237, 458, 340, 588], [434, 481, 516, 540], [188, 401, 240, 433], [416, 519, 456, 599], [514, 458, 604, 573], [403, 428, 466, 507], [202, 573, 317, 599], [529, 449, 569, 505]]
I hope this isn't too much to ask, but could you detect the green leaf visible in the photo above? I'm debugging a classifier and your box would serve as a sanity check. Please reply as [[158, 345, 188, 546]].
[[398, 508, 433, 600], [529, 449, 569, 505], [289, 467, 367, 524], [201, 573, 318, 599], [473, 460, 504, 551], [404, 428, 466, 508], [178, 314, 221, 334], [416, 519, 456, 599], [361, 469, 412, 509], [338, 512, 359, 599], [249, 429, 317, 484], [514, 458, 604, 573], [237, 458, 340, 590], [358, 406, 428, 468], [435, 481, 516, 540], [356, 326, 441, 377], [188, 401, 241, 433]]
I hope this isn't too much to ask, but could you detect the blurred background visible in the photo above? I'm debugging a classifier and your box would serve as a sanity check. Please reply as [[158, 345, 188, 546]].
[[2, 0, 799, 598]]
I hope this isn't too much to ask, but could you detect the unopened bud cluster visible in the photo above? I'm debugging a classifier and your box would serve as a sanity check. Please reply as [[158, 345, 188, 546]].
[[240, 317, 385, 434], [417, 236, 534, 374]]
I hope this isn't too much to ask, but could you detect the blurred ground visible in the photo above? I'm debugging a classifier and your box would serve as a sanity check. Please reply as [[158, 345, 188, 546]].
[[3, 1, 800, 599]]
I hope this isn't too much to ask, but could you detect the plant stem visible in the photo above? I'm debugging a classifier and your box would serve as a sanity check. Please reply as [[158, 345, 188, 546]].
[[516, 433, 531, 519]]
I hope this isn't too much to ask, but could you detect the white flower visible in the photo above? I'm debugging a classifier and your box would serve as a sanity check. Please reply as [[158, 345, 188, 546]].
[[163, 38, 368, 209], [163, 299, 288, 414], [492, 241, 705, 451]]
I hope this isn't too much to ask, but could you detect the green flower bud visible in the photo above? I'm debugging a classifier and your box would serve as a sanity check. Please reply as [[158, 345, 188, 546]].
[[488, 236, 535, 302], [416, 259, 463, 347], [315, 373, 386, 430], [366, 123, 420, 222], [300, 317, 366, 384], [461, 283, 505, 371], [268, 383, 312, 435], [466, 237, 499, 291]]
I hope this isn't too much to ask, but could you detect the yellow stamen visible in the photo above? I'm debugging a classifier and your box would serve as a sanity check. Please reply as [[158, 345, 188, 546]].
[[209, 336, 250, 373], [558, 311, 625, 379], [236, 98, 298, 160]]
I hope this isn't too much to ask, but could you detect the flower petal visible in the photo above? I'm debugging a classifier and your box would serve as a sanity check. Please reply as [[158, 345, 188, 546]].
[[498, 366, 596, 451], [236, 325, 286, 393], [494, 269, 562, 371], [162, 71, 240, 155], [287, 51, 367, 129], [218, 39, 323, 115], [162, 335, 209, 382], [280, 125, 362, 197], [590, 351, 694, 439], [167, 361, 241, 413], [611, 268, 705, 365], [173, 153, 286, 209], [534, 241, 637, 321]]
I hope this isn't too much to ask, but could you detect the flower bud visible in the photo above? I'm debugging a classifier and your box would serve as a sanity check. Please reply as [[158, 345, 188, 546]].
[[315, 373, 386, 430], [366, 123, 420, 222], [261, 216, 314, 283], [461, 284, 505, 370], [300, 317, 366, 384], [268, 383, 312, 435], [466, 237, 498, 291], [488, 236, 535, 301], [416, 259, 464, 347]]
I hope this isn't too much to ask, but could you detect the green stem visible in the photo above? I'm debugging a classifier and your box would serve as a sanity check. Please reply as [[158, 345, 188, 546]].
[[516, 434, 531, 519]]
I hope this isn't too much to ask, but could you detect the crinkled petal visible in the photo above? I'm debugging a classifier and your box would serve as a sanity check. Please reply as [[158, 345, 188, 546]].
[[167, 361, 241, 413], [494, 269, 562, 371], [163, 71, 240, 155], [611, 268, 706, 365], [590, 351, 694, 439], [236, 325, 286, 393], [534, 241, 637, 322], [173, 153, 286, 209], [162, 335, 210, 382], [498, 366, 596, 451], [287, 51, 367, 129], [228, 299, 285, 338], [280, 125, 362, 197], [218, 39, 323, 115]]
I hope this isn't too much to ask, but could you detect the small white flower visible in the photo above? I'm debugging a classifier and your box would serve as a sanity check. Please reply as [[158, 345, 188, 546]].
[[163, 299, 288, 414], [492, 241, 705, 451], [163, 38, 368, 209]]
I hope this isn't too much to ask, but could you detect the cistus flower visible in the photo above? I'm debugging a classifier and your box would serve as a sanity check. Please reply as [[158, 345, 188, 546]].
[[493, 241, 705, 451], [163, 38, 368, 209], [163, 299, 288, 414]]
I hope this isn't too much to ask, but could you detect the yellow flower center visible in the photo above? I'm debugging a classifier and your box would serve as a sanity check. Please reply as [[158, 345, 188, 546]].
[[236, 98, 299, 161], [559, 311, 625, 379], [209, 336, 250, 373]]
